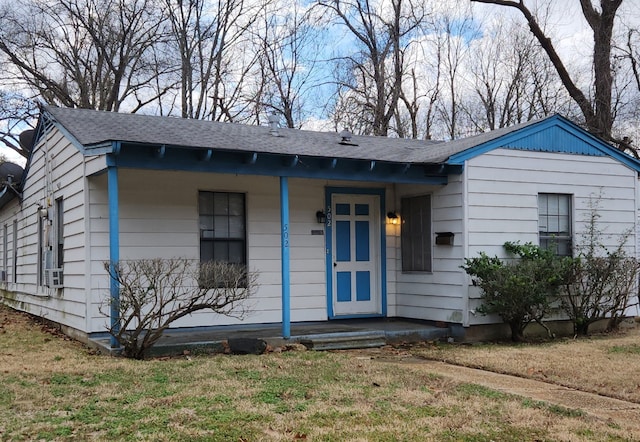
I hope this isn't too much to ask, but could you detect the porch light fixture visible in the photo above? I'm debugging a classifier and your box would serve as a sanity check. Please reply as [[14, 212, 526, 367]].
[[316, 210, 327, 224], [387, 211, 399, 225]]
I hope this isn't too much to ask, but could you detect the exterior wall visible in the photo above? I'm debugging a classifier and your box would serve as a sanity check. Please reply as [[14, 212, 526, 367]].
[[464, 148, 639, 325], [87, 169, 395, 332], [0, 126, 88, 332], [391, 178, 467, 324]]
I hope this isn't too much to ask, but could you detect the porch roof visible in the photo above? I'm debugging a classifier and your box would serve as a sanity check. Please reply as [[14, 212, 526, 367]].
[[34, 107, 640, 184], [44, 106, 453, 163]]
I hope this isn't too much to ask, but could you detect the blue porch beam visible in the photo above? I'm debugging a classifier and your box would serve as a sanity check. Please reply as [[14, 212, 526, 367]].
[[107, 153, 120, 349], [280, 176, 291, 339]]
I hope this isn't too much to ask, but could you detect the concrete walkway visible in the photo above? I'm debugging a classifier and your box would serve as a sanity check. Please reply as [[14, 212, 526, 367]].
[[394, 358, 640, 433]]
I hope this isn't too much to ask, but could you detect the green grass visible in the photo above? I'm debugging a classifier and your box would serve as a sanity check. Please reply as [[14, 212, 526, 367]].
[[608, 343, 640, 354]]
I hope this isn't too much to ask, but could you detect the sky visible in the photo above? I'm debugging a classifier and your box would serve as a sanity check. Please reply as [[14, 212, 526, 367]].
[[3, 0, 640, 163]]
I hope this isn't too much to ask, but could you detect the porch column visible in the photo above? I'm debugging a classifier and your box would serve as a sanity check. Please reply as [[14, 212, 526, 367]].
[[280, 176, 291, 338], [107, 158, 120, 348]]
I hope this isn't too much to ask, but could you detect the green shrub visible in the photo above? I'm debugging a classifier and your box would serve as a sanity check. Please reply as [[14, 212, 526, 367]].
[[463, 242, 569, 342]]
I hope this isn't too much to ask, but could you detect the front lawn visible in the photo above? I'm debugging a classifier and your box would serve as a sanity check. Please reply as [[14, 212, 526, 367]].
[[0, 305, 635, 441]]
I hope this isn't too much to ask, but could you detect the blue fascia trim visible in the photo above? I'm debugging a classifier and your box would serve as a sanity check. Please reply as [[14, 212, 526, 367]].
[[447, 115, 640, 173], [325, 187, 387, 320], [280, 176, 291, 339], [108, 143, 450, 185]]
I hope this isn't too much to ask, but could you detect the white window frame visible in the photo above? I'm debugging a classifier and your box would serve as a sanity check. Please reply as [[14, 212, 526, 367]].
[[538, 193, 572, 256]]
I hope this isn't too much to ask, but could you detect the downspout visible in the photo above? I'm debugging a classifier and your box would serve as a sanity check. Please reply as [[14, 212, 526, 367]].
[[280, 176, 291, 338], [107, 149, 120, 348]]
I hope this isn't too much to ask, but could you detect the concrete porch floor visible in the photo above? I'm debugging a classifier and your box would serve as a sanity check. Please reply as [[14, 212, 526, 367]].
[[89, 318, 457, 356]]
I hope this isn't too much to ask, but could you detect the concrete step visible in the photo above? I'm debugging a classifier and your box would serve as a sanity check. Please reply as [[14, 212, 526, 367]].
[[297, 331, 387, 350]]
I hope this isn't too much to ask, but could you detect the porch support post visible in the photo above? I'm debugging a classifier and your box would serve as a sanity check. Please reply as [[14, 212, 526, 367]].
[[107, 156, 120, 348], [280, 176, 291, 339]]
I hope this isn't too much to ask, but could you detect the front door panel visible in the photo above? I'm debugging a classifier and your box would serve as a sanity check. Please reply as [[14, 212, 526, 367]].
[[331, 194, 380, 316]]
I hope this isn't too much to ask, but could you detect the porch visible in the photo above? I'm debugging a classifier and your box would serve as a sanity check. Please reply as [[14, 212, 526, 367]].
[[88, 318, 459, 357]]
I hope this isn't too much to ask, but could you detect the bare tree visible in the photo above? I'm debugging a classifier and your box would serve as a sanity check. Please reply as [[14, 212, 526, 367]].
[[318, 0, 426, 136], [252, 2, 321, 128], [0, 0, 175, 113], [0, 91, 38, 158], [393, 36, 442, 140], [434, 13, 479, 139], [463, 19, 571, 132], [471, 0, 625, 146], [164, 0, 266, 122]]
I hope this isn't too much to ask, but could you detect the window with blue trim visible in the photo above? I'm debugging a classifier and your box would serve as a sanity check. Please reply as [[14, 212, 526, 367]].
[[401, 195, 432, 272]]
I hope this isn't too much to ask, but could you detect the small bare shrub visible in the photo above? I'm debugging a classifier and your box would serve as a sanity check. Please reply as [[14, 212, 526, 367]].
[[102, 258, 257, 359], [560, 199, 640, 335]]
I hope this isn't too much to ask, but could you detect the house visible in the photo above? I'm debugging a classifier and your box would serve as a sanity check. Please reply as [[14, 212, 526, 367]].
[[1, 106, 639, 345]]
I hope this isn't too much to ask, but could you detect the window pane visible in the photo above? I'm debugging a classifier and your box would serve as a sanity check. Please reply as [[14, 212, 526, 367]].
[[355, 204, 369, 216], [538, 194, 548, 216], [228, 241, 244, 263], [228, 216, 245, 238], [199, 192, 214, 215], [213, 242, 229, 261], [556, 239, 571, 256], [335, 203, 350, 215], [539, 215, 548, 232], [200, 241, 214, 261], [559, 216, 570, 234], [200, 215, 214, 238], [228, 194, 244, 216], [559, 196, 569, 215], [214, 193, 229, 215], [214, 215, 229, 238], [548, 195, 559, 215]]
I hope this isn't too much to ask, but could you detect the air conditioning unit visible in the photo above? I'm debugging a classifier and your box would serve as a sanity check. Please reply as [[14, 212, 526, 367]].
[[45, 268, 64, 288]]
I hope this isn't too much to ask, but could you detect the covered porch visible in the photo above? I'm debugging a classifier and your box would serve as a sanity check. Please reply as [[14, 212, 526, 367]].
[[88, 317, 458, 357]]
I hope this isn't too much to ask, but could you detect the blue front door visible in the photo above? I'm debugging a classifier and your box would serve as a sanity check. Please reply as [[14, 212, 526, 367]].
[[330, 194, 381, 316]]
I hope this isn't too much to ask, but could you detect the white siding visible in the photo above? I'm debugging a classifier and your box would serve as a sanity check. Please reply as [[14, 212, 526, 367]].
[[87, 170, 395, 331], [391, 177, 466, 324], [0, 127, 88, 332], [465, 148, 638, 325]]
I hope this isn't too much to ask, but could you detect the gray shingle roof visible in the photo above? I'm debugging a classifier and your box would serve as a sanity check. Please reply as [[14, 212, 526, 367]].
[[44, 106, 535, 164]]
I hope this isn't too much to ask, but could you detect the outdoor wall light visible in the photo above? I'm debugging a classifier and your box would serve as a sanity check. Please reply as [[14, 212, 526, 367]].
[[387, 211, 399, 225], [316, 210, 327, 224]]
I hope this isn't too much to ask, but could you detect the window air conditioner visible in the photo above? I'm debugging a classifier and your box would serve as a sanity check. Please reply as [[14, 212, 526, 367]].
[[45, 268, 64, 288]]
